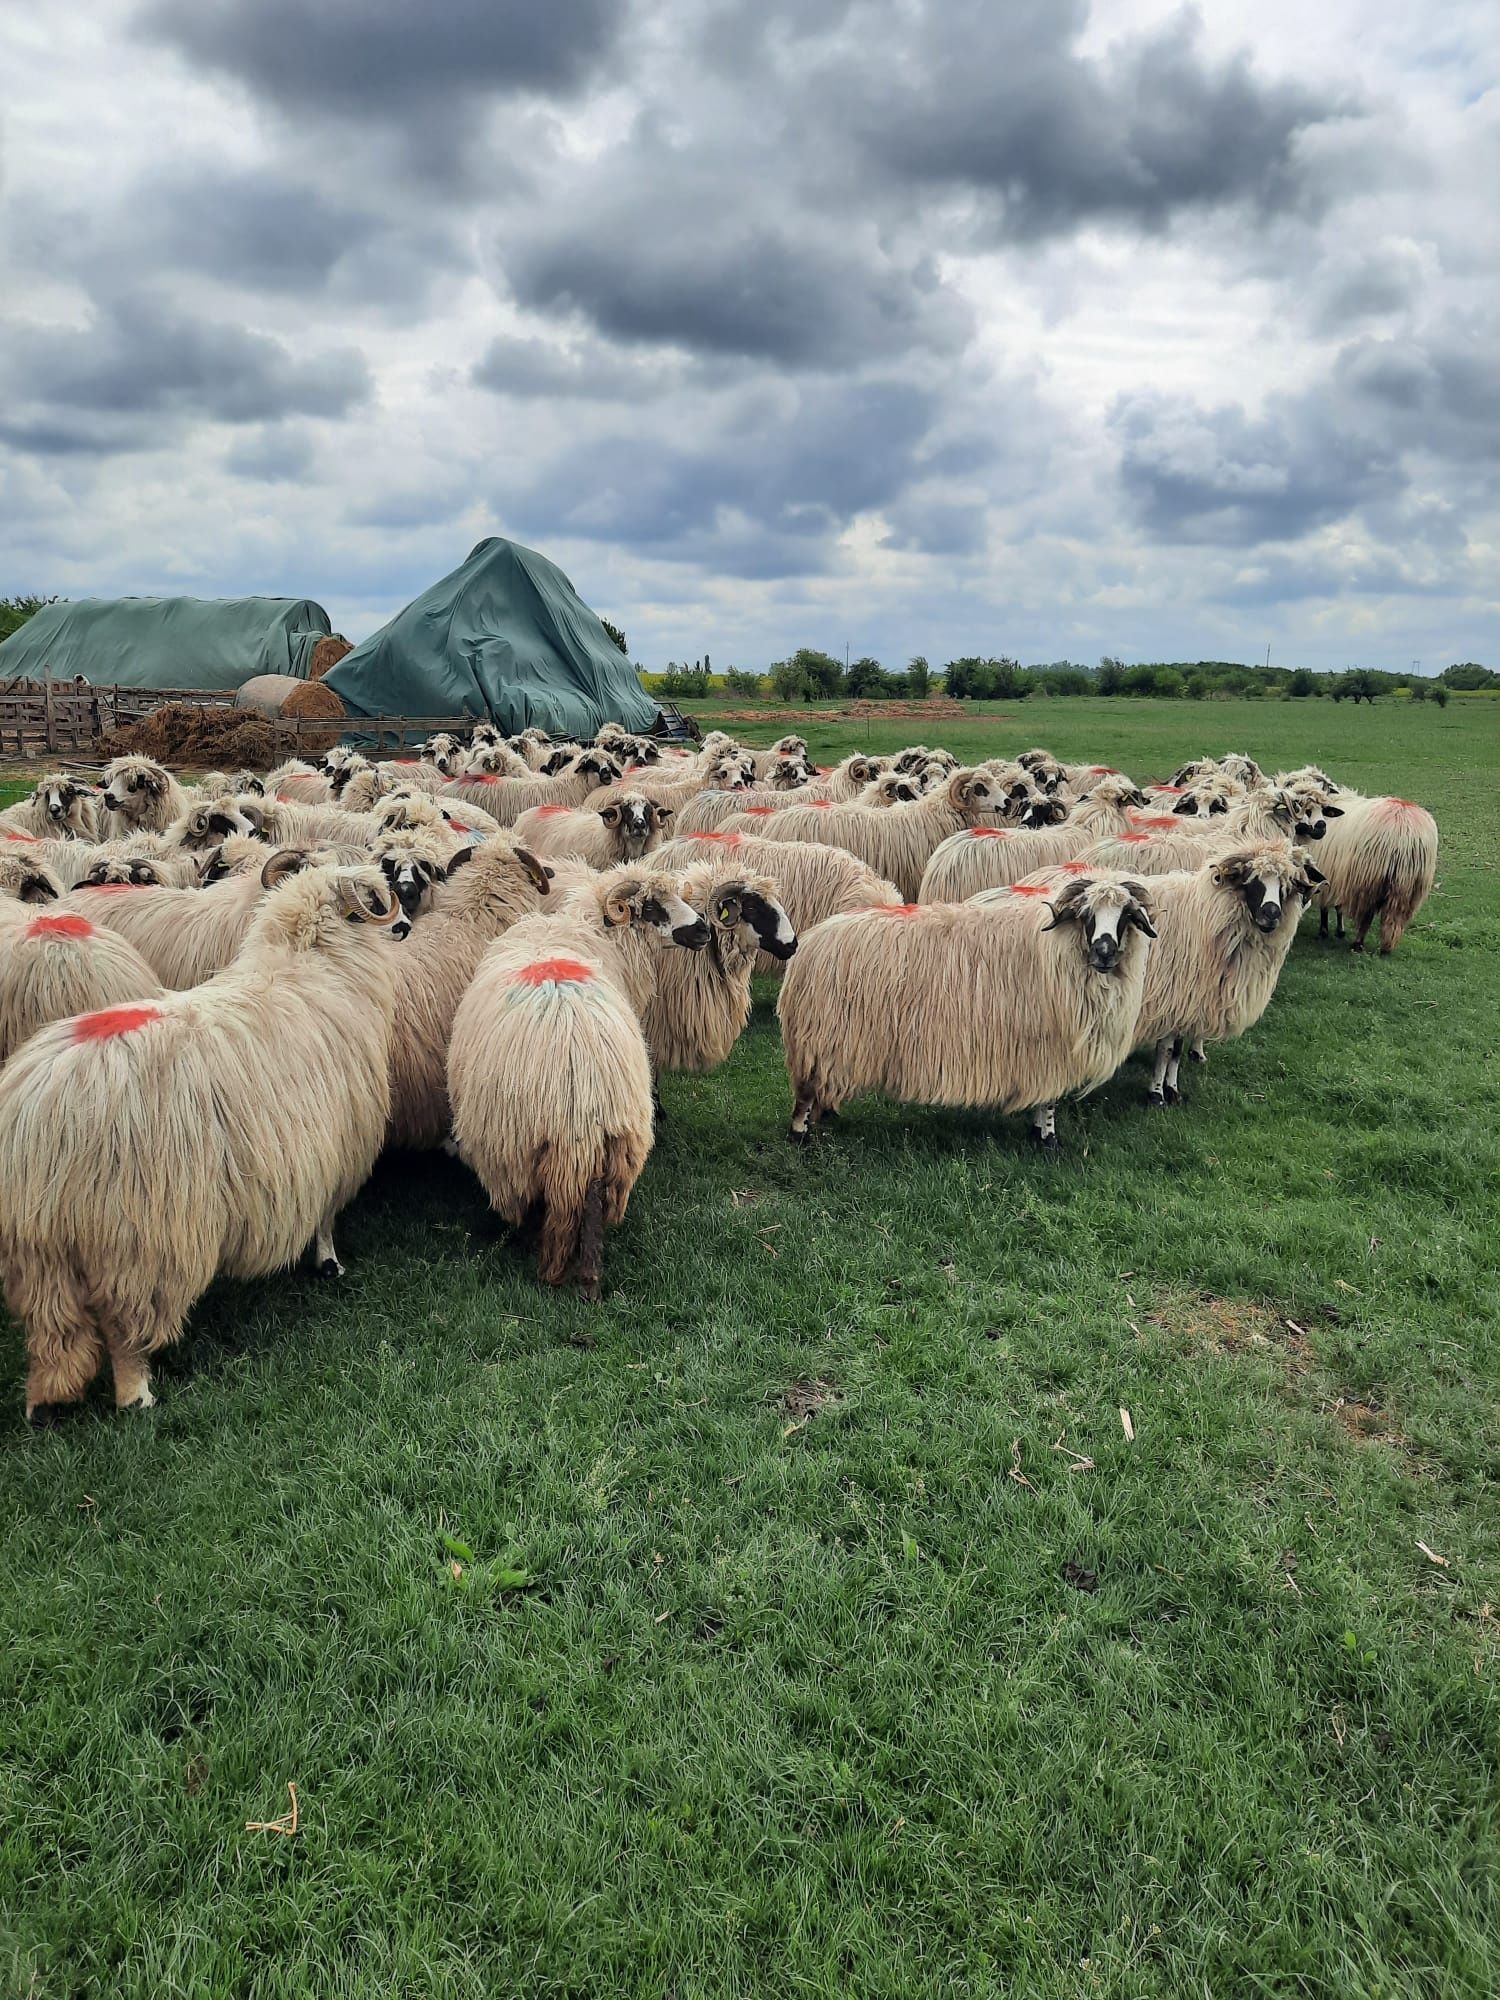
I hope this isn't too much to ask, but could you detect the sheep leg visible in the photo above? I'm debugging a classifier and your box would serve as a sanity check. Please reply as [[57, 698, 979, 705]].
[[312, 1210, 345, 1280], [1317, 905, 1330, 940], [1188, 1037, 1207, 1064], [1146, 1039, 1173, 1107], [1163, 1039, 1184, 1104], [1350, 906, 1375, 953], [105, 1335, 156, 1413], [1028, 1104, 1059, 1151], [1335, 905, 1345, 940], [789, 1082, 819, 1144], [575, 1178, 606, 1303], [23, 1291, 106, 1424], [651, 1077, 667, 1128]]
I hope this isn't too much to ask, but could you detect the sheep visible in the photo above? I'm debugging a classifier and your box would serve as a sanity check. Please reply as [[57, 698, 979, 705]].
[[588, 748, 755, 813], [339, 763, 441, 814], [534, 742, 588, 775], [655, 831, 901, 973], [381, 838, 556, 1150], [1274, 763, 1341, 795], [0, 774, 101, 842], [0, 863, 406, 1420], [495, 868, 709, 1019], [1147, 771, 1242, 818], [419, 732, 464, 777], [319, 747, 369, 796], [1080, 828, 1227, 876], [447, 874, 710, 1297], [918, 776, 1150, 902], [1218, 753, 1264, 788], [98, 756, 193, 837], [513, 792, 673, 869], [1310, 794, 1438, 953], [0, 852, 64, 906], [724, 767, 1015, 901], [1060, 762, 1132, 796], [264, 759, 334, 804], [440, 750, 623, 826], [673, 755, 880, 834], [643, 862, 797, 1072], [448, 940, 654, 1299], [0, 908, 163, 1065], [777, 876, 1157, 1149], [751, 735, 812, 783], [76, 853, 176, 888], [1123, 844, 1323, 1104], [1221, 783, 1338, 847], [459, 741, 532, 781], [60, 848, 315, 989]]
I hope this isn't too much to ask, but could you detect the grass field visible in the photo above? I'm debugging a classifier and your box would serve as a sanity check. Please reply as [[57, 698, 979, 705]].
[[2, 697, 1497, 1998]]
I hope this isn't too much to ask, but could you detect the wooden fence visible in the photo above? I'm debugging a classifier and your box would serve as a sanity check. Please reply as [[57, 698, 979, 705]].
[[0, 680, 499, 761]]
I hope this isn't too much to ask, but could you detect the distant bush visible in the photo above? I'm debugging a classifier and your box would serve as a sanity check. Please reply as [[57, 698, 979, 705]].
[[722, 668, 764, 697], [1439, 662, 1494, 690], [1287, 669, 1317, 698]]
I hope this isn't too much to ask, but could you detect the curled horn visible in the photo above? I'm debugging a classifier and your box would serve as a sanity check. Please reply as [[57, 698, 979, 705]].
[[338, 873, 401, 925], [1040, 879, 1092, 930], [512, 846, 552, 896], [260, 848, 309, 890]]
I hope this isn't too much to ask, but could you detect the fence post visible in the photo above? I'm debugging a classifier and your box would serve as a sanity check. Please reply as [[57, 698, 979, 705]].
[[44, 667, 55, 753]]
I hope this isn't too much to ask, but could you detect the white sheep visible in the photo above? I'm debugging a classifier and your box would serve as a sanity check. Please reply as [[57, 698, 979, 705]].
[[513, 792, 673, 869], [59, 848, 315, 988], [0, 774, 101, 842], [98, 756, 194, 837], [778, 876, 1157, 1148], [1309, 793, 1438, 953], [918, 776, 1149, 901], [724, 767, 1013, 901], [643, 860, 797, 1072], [440, 750, 622, 826], [0, 907, 163, 1065], [653, 829, 900, 975], [0, 850, 65, 906], [0, 863, 406, 1419]]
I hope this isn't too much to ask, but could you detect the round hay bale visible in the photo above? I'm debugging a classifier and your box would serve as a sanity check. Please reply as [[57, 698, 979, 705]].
[[236, 674, 342, 720], [309, 634, 353, 679], [281, 679, 345, 723]]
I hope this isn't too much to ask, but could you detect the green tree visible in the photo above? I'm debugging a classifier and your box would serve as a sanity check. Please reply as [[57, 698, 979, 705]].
[[845, 655, 896, 698], [1431, 683, 1449, 707], [1097, 657, 1125, 695], [906, 654, 931, 699], [1286, 668, 1317, 697], [723, 668, 763, 696], [0, 594, 56, 644], [1438, 662, 1493, 690], [600, 618, 629, 656]]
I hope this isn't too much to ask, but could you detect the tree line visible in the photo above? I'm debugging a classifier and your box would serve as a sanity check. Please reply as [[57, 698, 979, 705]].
[[646, 649, 1483, 704]]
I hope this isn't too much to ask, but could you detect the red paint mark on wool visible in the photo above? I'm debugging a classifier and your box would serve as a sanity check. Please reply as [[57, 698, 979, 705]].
[[689, 832, 743, 849], [27, 914, 94, 940], [448, 821, 472, 835], [72, 1004, 161, 1043], [1152, 783, 1184, 794], [1384, 797, 1425, 814], [512, 957, 595, 986], [1010, 883, 1052, 896], [807, 799, 835, 808], [816, 765, 832, 774], [469, 773, 501, 784], [1055, 862, 1093, 875], [968, 827, 1011, 839], [1090, 766, 1119, 775], [2, 831, 40, 843], [871, 903, 923, 918], [742, 806, 776, 816], [276, 793, 293, 802], [533, 804, 573, 817], [394, 759, 418, 766], [1132, 814, 1180, 829], [1118, 833, 1154, 845], [77, 881, 151, 893]]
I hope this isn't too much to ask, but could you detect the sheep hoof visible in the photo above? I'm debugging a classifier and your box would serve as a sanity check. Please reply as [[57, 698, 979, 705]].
[[1027, 1127, 1059, 1152], [27, 1400, 82, 1428], [317, 1255, 346, 1280], [1349, 941, 1365, 954], [577, 1278, 601, 1304], [788, 1124, 812, 1146], [1162, 1083, 1181, 1106], [1145, 1090, 1166, 1109], [1188, 1047, 1207, 1065]]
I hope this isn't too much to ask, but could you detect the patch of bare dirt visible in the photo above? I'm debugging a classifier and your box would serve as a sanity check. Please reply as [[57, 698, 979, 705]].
[[779, 1379, 843, 1421]]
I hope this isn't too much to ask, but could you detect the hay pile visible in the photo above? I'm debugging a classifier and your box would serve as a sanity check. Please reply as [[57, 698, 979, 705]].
[[98, 703, 287, 767], [309, 635, 353, 679]]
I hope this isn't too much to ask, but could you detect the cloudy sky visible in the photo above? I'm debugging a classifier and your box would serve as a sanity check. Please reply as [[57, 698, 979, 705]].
[[2, 1, 1496, 672]]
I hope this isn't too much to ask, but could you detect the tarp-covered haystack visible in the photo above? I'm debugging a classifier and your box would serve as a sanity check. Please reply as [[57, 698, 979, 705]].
[[0, 596, 335, 690], [324, 537, 657, 737]]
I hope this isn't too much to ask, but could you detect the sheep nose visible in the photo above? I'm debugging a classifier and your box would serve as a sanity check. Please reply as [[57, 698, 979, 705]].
[[1089, 936, 1120, 969], [1309, 823, 1325, 838], [1255, 905, 1282, 932], [390, 917, 412, 940], [675, 918, 711, 949]]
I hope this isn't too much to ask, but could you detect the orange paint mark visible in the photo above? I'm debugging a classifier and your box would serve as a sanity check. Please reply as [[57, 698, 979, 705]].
[[469, 773, 501, 785], [1010, 883, 1052, 896], [1118, 833, 1154, 845], [871, 903, 923, 918], [2, 831, 40, 843], [72, 1004, 161, 1043], [1385, 797, 1425, 813], [1131, 814, 1180, 830], [533, 804, 573, 818], [1090, 766, 1119, 775], [807, 799, 835, 808], [689, 832, 742, 849], [968, 827, 1011, 839], [26, 914, 94, 940], [742, 806, 776, 817], [512, 956, 595, 986], [1152, 783, 1184, 794], [1055, 861, 1093, 875]]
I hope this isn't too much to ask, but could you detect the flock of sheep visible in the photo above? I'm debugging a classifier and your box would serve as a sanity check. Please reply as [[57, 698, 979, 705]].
[[0, 720, 1438, 1423]]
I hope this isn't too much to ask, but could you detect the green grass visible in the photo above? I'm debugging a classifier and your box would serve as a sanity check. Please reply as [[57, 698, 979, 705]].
[[3, 699, 1497, 1998]]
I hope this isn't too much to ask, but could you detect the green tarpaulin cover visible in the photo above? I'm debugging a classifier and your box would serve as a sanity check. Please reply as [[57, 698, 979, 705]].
[[324, 537, 657, 735], [0, 596, 332, 688]]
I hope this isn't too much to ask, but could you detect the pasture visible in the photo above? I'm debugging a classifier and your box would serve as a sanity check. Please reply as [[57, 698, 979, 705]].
[[2, 696, 1497, 1998]]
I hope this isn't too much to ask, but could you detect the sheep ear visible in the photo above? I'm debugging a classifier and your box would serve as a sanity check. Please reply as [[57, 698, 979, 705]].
[[1123, 888, 1157, 938], [714, 892, 742, 927], [22, 872, 59, 902], [604, 894, 633, 926], [654, 803, 673, 824], [444, 845, 478, 878], [513, 846, 552, 895], [261, 848, 307, 889], [1297, 861, 1326, 896], [1322, 802, 1344, 817], [1212, 856, 1249, 887]]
